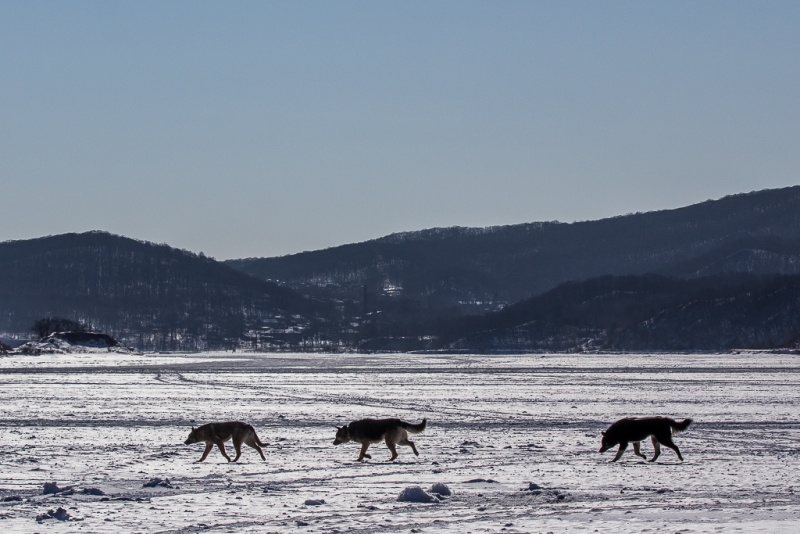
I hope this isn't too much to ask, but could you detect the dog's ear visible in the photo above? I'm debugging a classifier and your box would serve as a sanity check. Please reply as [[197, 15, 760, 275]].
[[191, 426, 195, 431]]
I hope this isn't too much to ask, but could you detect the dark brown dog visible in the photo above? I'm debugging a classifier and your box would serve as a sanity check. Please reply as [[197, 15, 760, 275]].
[[599, 417, 692, 462], [333, 418, 427, 461], [184, 422, 267, 462]]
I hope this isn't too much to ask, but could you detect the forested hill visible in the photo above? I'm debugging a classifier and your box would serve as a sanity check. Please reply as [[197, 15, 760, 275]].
[[432, 273, 800, 353], [226, 186, 800, 313], [0, 232, 340, 351]]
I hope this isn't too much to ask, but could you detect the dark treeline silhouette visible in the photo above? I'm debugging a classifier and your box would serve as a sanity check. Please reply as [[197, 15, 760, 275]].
[[0, 232, 345, 351], [31, 317, 89, 340], [226, 186, 800, 322]]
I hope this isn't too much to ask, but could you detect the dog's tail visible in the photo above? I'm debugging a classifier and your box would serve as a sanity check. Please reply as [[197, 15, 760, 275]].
[[400, 418, 427, 434], [669, 418, 693, 434], [249, 426, 268, 447]]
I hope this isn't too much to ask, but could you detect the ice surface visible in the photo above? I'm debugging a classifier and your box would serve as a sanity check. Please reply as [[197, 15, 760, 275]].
[[0, 351, 799, 532]]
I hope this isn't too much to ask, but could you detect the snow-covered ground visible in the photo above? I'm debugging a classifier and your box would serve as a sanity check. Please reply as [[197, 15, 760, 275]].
[[1, 351, 799, 533]]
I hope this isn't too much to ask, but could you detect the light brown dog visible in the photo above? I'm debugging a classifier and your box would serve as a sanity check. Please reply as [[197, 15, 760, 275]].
[[333, 418, 427, 461], [184, 421, 267, 462]]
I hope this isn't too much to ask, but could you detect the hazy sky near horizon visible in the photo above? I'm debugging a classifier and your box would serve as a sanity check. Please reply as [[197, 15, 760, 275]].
[[2, 1, 799, 259]]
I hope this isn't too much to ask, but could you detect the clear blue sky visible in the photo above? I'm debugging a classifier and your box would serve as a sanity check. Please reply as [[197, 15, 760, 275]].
[[2, 1, 798, 259]]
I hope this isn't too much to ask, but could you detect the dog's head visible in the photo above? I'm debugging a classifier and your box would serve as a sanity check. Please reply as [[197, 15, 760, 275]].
[[185, 427, 199, 445], [598, 430, 616, 453], [333, 425, 350, 445]]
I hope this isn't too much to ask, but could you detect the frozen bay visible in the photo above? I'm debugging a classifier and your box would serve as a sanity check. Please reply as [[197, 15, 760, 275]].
[[0, 351, 799, 532]]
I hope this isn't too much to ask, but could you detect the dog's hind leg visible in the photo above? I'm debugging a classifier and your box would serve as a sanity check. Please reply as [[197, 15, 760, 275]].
[[357, 443, 371, 461], [245, 436, 266, 460], [399, 437, 419, 457], [632, 441, 647, 460], [611, 442, 628, 462], [216, 442, 232, 462], [197, 442, 213, 462], [659, 435, 684, 461], [649, 435, 661, 462]]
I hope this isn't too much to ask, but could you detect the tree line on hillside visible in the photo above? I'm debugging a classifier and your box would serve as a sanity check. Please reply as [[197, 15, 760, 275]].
[[328, 273, 800, 353], [0, 232, 345, 351]]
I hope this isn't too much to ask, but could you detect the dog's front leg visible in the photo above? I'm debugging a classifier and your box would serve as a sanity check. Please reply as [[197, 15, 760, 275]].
[[216, 442, 232, 462], [357, 443, 371, 461], [197, 442, 213, 462], [611, 442, 628, 462]]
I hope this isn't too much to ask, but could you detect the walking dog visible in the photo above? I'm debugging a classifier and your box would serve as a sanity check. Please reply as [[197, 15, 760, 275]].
[[184, 421, 267, 462], [599, 417, 692, 462], [333, 418, 427, 461]]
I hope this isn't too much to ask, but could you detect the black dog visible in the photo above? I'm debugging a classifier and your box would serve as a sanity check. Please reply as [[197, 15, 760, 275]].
[[599, 417, 692, 462]]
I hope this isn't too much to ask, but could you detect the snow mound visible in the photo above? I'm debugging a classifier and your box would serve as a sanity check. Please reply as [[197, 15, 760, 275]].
[[143, 477, 173, 488], [35, 507, 81, 522], [398, 486, 437, 503], [13, 332, 130, 355], [429, 483, 452, 496], [42, 482, 73, 495], [523, 482, 569, 501]]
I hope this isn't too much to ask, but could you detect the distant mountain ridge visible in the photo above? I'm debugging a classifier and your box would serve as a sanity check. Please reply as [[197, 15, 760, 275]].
[[226, 186, 800, 316]]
